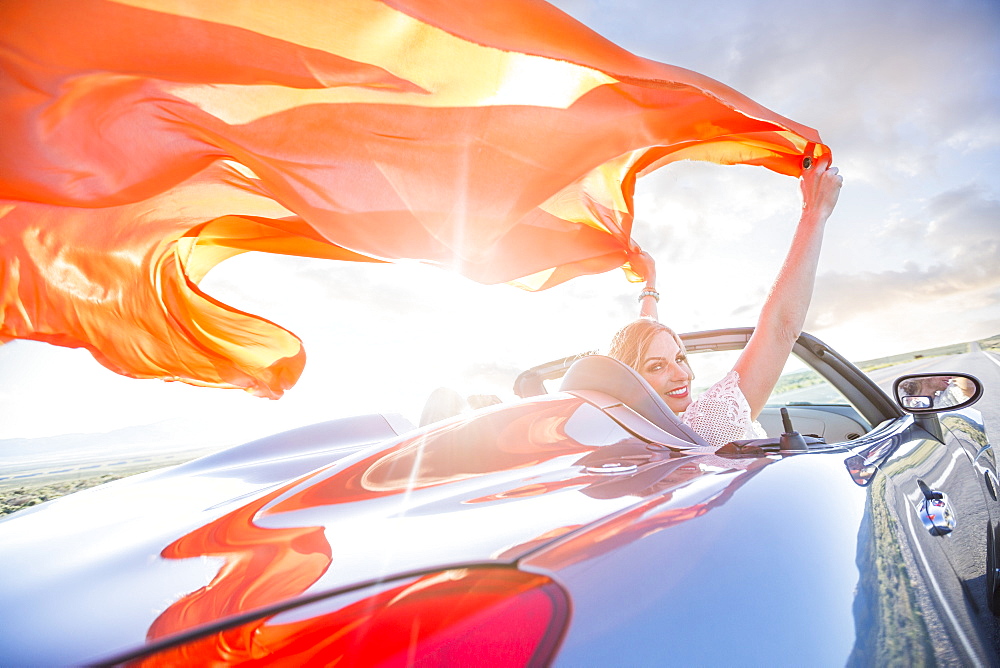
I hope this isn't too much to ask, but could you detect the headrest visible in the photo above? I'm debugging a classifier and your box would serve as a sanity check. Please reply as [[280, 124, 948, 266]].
[[560, 355, 708, 446]]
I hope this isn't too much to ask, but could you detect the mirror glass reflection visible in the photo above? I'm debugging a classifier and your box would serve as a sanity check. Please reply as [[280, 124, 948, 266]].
[[895, 375, 979, 411]]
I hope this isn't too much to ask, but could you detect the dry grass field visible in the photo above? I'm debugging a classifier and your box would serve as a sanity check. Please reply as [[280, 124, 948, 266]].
[[1, 475, 128, 517], [0, 463, 174, 517]]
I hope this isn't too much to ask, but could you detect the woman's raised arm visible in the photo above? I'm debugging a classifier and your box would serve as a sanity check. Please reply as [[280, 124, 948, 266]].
[[733, 157, 842, 418]]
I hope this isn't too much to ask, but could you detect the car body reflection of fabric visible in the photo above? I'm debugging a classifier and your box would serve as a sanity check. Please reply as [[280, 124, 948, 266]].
[[0, 329, 996, 665]]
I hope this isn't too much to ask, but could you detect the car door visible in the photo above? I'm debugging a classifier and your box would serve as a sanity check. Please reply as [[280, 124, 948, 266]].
[[875, 413, 996, 664]]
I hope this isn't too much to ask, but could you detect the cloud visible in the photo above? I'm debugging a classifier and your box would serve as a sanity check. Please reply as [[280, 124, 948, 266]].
[[554, 0, 1000, 189], [811, 184, 1000, 328], [926, 184, 1000, 252], [739, 1, 1000, 186], [811, 266, 1000, 329], [635, 163, 796, 246]]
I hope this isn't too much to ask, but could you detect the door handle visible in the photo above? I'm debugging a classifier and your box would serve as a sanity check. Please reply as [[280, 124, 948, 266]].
[[918, 479, 956, 536]]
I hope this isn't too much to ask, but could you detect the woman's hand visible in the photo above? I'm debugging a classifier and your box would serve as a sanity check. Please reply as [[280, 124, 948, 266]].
[[800, 156, 842, 223], [631, 250, 657, 289]]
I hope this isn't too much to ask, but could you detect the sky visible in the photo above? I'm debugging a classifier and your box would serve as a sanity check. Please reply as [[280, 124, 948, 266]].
[[1, 0, 998, 445]]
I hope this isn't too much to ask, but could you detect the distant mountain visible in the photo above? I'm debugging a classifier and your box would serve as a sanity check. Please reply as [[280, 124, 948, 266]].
[[1, 419, 201, 457], [0, 414, 292, 466]]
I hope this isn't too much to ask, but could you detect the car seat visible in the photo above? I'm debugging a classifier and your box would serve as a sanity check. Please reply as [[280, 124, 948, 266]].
[[560, 354, 709, 446]]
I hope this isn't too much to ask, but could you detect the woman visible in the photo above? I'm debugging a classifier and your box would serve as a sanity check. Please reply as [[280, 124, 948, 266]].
[[609, 158, 842, 447]]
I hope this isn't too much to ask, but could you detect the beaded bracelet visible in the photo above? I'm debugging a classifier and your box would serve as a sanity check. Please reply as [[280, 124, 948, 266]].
[[638, 289, 660, 302]]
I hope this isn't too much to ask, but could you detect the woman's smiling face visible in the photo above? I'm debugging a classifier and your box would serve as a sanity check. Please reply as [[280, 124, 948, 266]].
[[638, 331, 694, 414]]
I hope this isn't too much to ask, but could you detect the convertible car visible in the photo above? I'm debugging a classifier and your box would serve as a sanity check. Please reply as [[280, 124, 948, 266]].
[[0, 328, 997, 666]]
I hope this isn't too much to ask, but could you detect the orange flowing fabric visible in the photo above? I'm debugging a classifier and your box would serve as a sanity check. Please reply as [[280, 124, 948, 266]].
[[0, 0, 830, 397]]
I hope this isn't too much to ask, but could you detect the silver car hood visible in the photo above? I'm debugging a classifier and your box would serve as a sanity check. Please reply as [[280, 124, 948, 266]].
[[0, 395, 764, 664]]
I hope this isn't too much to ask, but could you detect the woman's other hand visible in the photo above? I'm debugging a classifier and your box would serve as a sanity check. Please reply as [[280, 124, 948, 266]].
[[632, 250, 659, 320]]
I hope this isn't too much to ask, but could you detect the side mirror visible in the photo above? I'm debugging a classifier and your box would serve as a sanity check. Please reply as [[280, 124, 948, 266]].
[[893, 373, 983, 413]]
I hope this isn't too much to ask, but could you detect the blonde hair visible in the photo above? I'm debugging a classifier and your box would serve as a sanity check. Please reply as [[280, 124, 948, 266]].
[[607, 318, 686, 372]]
